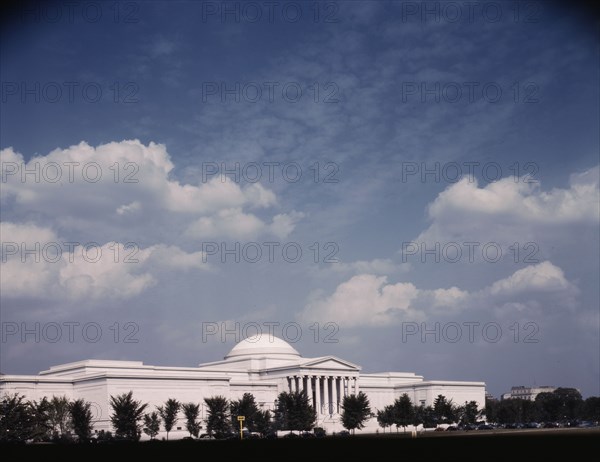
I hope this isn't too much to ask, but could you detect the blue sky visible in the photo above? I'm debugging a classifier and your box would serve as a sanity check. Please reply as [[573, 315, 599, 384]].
[[1, 0, 599, 398]]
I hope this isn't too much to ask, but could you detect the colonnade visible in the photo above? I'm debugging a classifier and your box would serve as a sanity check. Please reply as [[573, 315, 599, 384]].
[[286, 375, 359, 415]]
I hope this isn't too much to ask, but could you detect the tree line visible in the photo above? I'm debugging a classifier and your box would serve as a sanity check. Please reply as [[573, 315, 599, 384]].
[[3, 388, 597, 442], [0, 390, 372, 443], [0, 395, 93, 443], [376, 394, 481, 432], [486, 388, 600, 424], [375, 388, 600, 431]]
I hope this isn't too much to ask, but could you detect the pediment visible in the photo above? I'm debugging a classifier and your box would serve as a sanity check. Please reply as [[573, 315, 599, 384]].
[[300, 356, 361, 371]]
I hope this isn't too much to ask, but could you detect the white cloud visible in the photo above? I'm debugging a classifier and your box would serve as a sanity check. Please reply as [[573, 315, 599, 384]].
[[418, 166, 599, 247], [269, 211, 305, 239], [184, 208, 266, 240], [116, 201, 141, 215], [0, 221, 57, 246], [489, 261, 573, 296], [300, 274, 421, 327], [185, 209, 305, 240], [0, 222, 209, 303], [145, 244, 208, 271], [0, 140, 297, 242], [57, 242, 157, 301], [299, 261, 578, 327]]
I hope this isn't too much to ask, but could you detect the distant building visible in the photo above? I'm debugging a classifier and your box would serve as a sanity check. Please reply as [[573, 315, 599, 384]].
[[502, 385, 557, 401], [0, 334, 486, 437]]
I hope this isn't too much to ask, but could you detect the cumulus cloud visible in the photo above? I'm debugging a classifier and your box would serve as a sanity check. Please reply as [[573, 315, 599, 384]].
[[416, 166, 599, 247], [0, 140, 299, 242], [489, 261, 573, 296], [185, 208, 266, 240], [269, 211, 306, 239], [299, 261, 578, 327], [185, 209, 305, 240], [301, 274, 422, 327], [116, 201, 141, 215], [0, 222, 209, 302]]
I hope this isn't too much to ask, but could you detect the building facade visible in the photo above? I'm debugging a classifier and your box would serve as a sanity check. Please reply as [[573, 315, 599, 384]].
[[0, 335, 486, 436], [502, 386, 557, 401]]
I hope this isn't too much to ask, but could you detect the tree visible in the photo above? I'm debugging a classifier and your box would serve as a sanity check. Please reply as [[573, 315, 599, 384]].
[[0, 394, 34, 442], [521, 399, 539, 423], [376, 406, 394, 433], [274, 391, 316, 433], [536, 392, 560, 421], [495, 399, 522, 424], [494, 398, 538, 424], [158, 399, 180, 440], [554, 388, 583, 421], [109, 391, 148, 441], [253, 409, 272, 436], [535, 388, 582, 422], [29, 397, 52, 441], [485, 397, 498, 423], [70, 399, 94, 442], [392, 394, 414, 432], [143, 411, 161, 440], [204, 396, 231, 438], [230, 393, 260, 432], [48, 396, 72, 439], [433, 395, 456, 424], [182, 403, 201, 438], [341, 392, 372, 434], [418, 405, 437, 428], [459, 401, 479, 425], [582, 396, 600, 421]]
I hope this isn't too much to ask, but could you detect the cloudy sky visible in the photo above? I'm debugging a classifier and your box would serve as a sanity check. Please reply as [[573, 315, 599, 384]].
[[1, 0, 598, 399]]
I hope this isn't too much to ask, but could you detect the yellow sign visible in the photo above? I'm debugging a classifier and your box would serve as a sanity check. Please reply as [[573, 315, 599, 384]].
[[238, 416, 245, 440]]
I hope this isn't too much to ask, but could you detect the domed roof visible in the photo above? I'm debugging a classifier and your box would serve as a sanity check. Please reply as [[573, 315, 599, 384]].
[[225, 334, 300, 359]]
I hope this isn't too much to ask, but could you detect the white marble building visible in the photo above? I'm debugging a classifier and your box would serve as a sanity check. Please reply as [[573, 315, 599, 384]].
[[0, 335, 485, 436]]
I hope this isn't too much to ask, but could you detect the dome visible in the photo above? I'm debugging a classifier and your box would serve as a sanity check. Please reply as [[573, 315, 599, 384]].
[[225, 334, 300, 359]]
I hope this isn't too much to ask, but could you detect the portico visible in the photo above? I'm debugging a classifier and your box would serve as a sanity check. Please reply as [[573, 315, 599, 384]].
[[286, 374, 359, 416]]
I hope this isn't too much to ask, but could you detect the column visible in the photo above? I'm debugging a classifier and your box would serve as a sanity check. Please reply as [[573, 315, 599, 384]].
[[315, 377, 321, 415], [332, 376, 338, 414], [354, 377, 359, 394], [326, 377, 331, 415], [321, 376, 326, 415], [306, 375, 313, 404], [287, 376, 292, 392]]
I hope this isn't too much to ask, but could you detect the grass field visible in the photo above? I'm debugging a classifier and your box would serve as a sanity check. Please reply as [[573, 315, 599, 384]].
[[2, 428, 598, 461]]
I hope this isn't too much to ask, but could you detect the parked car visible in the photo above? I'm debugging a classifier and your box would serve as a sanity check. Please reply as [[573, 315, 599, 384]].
[[477, 424, 494, 430], [446, 426, 459, 431], [577, 421, 596, 428], [523, 422, 541, 429], [314, 427, 326, 438], [542, 422, 560, 428]]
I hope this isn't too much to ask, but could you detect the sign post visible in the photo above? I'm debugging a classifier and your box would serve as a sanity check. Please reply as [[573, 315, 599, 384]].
[[237, 415, 245, 440]]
